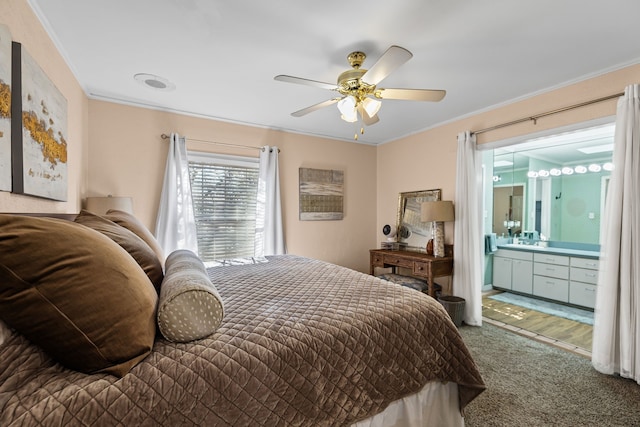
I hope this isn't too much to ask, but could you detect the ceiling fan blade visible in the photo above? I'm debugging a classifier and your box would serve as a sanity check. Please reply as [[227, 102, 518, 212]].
[[376, 88, 446, 102], [291, 97, 342, 117], [361, 45, 413, 85], [274, 75, 337, 91], [357, 104, 380, 126]]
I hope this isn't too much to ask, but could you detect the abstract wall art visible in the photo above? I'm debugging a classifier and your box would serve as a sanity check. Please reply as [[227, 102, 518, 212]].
[[11, 41, 67, 201]]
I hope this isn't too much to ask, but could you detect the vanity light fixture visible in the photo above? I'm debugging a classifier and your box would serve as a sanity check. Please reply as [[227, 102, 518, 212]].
[[527, 162, 610, 179]]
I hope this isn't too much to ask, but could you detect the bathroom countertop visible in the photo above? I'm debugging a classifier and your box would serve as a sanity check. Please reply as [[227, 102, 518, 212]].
[[496, 243, 600, 259]]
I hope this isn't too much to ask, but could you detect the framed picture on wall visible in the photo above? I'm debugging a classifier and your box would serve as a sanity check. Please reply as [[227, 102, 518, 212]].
[[0, 24, 12, 192], [11, 41, 68, 201], [299, 167, 344, 220]]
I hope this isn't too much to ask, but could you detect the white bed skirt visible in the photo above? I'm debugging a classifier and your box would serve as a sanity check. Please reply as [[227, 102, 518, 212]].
[[352, 381, 464, 427]]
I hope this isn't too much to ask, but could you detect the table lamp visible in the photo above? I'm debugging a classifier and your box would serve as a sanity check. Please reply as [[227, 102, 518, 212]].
[[421, 201, 454, 257], [85, 195, 133, 215]]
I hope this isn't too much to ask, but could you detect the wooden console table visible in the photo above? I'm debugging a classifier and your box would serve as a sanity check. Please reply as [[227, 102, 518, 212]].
[[370, 248, 454, 297]]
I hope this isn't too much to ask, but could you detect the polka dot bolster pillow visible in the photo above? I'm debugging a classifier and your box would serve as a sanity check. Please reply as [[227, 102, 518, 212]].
[[157, 250, 225, 342]]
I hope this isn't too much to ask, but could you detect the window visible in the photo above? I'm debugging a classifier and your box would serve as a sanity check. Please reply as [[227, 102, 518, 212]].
[[188, 152, 259, 261]]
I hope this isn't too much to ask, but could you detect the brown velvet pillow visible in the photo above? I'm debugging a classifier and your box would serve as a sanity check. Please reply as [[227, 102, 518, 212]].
[[105, 209, 166, 267], [75, 210, 163, 292], [0, 215, 158, 377]]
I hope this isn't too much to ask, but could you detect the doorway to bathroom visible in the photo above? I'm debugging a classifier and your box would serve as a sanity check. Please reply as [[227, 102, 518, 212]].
[[480, 119, 615, 351]]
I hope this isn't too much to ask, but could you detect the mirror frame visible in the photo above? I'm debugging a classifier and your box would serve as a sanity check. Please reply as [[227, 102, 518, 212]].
[[396, 189, 442, 248]]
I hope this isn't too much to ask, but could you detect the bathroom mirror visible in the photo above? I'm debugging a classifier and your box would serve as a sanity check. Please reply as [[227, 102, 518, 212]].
[[490, 122, 614, 244], [396, 189, 442, 249]]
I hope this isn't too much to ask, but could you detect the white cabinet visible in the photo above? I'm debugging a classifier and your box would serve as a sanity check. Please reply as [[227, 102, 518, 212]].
[[569, 258, 599, 308], [493, 248, 598, 309], [493, 249, 533, 293]]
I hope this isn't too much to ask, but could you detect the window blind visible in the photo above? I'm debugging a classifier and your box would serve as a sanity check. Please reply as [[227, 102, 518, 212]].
[[189, 158, 259, 261]]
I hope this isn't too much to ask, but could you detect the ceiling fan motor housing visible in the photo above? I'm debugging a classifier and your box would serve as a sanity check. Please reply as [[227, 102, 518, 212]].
[[337, 68, 375, 100]]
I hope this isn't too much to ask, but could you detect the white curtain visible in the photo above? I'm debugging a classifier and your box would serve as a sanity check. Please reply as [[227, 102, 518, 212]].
[[255, 146, 286, 256], [155, 133, 199, 256], [592, 84, 640, 385], [453, 131, 483, 326]]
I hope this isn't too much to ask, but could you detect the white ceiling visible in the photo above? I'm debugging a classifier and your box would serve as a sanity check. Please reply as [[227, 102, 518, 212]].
[[28, 0, 640, 145]]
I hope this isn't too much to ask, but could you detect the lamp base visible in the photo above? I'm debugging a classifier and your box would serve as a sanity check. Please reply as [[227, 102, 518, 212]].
[[426, 239, 434, 255], [433, 221, 446, 257]]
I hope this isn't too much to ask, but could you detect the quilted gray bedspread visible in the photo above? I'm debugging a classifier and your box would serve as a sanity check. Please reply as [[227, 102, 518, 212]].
[[0, 255, 484, 426]]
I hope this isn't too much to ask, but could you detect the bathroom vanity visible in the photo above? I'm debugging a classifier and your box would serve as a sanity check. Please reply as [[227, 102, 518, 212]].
[[493, 244, 599, 309]]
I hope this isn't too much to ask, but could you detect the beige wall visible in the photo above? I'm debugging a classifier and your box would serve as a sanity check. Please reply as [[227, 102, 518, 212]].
[[377, 64, 640, 247], [88, 100, 378, 272], [4, 0, 640, 275], [0, 0, 88, 213]]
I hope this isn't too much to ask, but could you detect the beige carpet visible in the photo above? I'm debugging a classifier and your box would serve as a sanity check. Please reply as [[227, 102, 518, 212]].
[[459, 323, 640, 427]]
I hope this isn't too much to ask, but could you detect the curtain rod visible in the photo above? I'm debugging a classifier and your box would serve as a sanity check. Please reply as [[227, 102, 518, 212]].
[[160, 133, 279, 152], [471, 92, 624, 136]]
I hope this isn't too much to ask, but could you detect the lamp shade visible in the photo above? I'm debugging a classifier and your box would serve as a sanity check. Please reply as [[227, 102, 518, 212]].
[[421, 201, 454, 222], [85, 196, 133, 215]]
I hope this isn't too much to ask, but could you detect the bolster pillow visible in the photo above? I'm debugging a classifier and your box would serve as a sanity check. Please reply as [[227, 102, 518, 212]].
[[157, 250, 225, 342]]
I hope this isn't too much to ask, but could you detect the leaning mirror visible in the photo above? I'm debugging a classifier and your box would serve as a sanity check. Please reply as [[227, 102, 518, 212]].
[[396, 189, 442, 250]]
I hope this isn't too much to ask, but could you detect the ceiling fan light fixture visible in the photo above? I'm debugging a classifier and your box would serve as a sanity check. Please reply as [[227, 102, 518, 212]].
[[362, 97, 381, 117]]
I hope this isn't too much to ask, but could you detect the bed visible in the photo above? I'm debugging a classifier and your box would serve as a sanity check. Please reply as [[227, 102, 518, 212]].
[[0, 212, 485, 426]]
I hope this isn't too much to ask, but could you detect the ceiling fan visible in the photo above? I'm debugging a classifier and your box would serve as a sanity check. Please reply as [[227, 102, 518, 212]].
[[274, 45, 446, 139]]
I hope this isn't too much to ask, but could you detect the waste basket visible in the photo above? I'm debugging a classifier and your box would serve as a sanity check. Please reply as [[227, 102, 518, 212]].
[[438, 296, 466, 327]]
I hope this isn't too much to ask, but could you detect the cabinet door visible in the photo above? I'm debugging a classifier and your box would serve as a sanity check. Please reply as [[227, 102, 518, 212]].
[[511, 260, 533, 293], [493, 257, 512, 289]]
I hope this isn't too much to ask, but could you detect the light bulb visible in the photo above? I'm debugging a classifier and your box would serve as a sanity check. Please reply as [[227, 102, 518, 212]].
[[337, 96, 356, 116], [575, 165, 587, 174]]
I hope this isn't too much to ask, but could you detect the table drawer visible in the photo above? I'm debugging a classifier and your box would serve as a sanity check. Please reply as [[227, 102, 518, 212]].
[[383, 254, 413, 268], [570, 267, 598, 285], [370, 253, 384, 267], [534, 263, 569, 280], [413, 261, 430, 277]]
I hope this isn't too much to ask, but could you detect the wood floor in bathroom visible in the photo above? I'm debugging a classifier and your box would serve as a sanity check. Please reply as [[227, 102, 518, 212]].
[[481, 291, 593, 357]]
